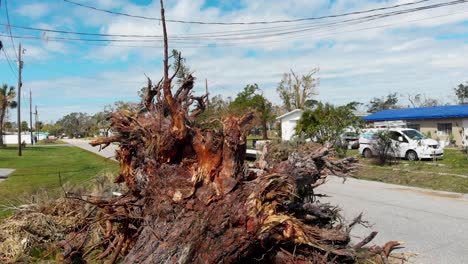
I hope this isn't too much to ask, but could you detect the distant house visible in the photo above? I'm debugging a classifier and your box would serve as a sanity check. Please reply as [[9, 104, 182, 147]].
[[2, 132, 48, 145], [364, 105, 468, 146], [2, 133, 33, 145], [35, 132, 48, 141], [276, 109, 369, 141], [99, 129, 115, 137], [276, 109, 303, 141]]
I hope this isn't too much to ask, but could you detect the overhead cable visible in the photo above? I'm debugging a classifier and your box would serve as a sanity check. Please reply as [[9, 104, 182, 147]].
[[4, 0, 18, 60], [63, 0, 431, 25]]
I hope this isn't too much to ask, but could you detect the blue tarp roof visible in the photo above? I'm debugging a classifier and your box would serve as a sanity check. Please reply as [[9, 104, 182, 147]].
[[364, 105, 468, 121]]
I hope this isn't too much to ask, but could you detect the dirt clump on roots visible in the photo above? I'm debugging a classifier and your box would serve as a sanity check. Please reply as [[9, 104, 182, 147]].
[[0, 143, 407, 263]]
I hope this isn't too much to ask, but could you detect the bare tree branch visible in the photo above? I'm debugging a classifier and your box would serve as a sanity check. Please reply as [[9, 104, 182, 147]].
[[160, 0, 176, 115], [169, 51, 182, 83]]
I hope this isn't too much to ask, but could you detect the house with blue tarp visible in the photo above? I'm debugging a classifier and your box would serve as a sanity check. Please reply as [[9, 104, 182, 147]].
[[364, 105, 468, 147]]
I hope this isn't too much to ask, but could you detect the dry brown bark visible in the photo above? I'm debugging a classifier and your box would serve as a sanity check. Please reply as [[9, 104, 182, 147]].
[[58, 1, 403, 263]]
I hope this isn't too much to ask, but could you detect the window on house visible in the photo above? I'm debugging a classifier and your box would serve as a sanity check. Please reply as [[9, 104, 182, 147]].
[[437, 123, 452, 135], [407, 124, 421, 131]]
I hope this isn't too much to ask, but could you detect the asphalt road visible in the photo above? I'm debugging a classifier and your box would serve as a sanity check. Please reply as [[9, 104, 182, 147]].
[[64, 139, 468, 263], [316, 176, 468, 264]]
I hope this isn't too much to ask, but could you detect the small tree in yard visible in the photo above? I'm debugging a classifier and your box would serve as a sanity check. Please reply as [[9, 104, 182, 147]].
[[0, 84, 17, 146], [229, 84, 274, 139], [295, 102, 362, 156], [367, 92, 400, 113], [21, 121, 29, 132], [277, 68, 319, 112], [195, 94, 232, 129], [407, 93, 440, 107], [3, 121, 12, 132], [41, 123, 64, 137], [56, 112, 98, 138], [454, 82, 468, 104], [372, 131, 399, 165]]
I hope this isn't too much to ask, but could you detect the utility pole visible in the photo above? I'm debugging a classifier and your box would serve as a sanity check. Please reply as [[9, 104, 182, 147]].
[[17, 43, 23, 156], [29, 89, 33, 145], [205, 78, 209, 109], [34, 105, 38, 137]]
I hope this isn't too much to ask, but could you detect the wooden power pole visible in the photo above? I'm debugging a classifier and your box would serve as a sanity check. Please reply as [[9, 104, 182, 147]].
[[17, 43, 23, 156], [29, 89, 33, 145], [34, 105, 38, 136]]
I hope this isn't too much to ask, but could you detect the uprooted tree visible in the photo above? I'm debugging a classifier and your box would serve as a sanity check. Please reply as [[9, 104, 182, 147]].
[[45, 1, 403, 263], [89, 3, 397, 264]]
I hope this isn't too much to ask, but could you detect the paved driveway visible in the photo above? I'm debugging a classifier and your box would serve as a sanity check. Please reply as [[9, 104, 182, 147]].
[[316, 177, 468, 264], [0, 168, 15, 183], [63, 139, 118, 161]]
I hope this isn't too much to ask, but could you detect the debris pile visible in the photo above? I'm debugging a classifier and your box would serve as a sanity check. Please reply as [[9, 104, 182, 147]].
[[0, 173, 127, 263]]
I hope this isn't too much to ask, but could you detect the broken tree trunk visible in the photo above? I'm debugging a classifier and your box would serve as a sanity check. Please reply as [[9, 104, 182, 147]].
[[79, 1, 400, 263]]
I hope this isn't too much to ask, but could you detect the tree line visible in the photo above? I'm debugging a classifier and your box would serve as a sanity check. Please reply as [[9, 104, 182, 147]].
[[1, 51, 467, 146]]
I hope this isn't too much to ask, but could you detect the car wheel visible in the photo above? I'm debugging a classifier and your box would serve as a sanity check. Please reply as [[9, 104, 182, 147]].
[[363, 148, 372, 158], [406, 150, 418, 161]]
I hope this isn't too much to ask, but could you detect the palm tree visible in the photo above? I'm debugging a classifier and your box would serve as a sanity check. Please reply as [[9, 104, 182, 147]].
[[0, 84, 17, 146]]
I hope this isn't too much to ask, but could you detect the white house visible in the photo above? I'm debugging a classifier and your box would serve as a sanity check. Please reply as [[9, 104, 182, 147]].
[[2, 133, 33, 145], [276, 109, 303, 141]]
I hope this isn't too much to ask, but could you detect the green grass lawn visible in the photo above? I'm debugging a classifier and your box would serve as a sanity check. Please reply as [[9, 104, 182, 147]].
[[348, 148, 468, 193], [0, 145, 118, 218]]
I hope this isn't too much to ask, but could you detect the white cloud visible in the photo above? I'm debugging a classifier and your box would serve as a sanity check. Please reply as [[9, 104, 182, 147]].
[[431, 53, 468, 68], [21, 45, 49, 62], [16, 3, 51, 19], [388, 38, 431, 52]]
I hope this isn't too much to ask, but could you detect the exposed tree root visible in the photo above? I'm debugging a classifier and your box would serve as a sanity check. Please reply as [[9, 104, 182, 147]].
[[0, 1, 404, 263]]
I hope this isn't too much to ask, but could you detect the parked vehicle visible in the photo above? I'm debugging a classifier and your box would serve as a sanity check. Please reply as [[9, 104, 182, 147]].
[[359, 128, 444, 161], [462, 135, 468, 156], [341, 131, 359, 149]]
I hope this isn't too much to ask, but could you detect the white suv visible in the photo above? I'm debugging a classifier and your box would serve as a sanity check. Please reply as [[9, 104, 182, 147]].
[[359, 128, 444, 161]]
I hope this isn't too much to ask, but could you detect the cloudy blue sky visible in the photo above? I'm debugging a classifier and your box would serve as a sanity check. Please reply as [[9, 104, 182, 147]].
[[1, 0, 467, 122]]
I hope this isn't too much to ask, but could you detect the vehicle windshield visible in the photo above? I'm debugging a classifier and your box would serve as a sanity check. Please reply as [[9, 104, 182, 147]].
[[344, 132, 359, 137], [402, 130, 426, 140]]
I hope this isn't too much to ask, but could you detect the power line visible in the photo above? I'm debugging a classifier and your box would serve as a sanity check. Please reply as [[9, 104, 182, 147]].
[[0, 14, 413, 40], [4, 0, 18, 60], [0, 9, 422, 39], [7, 0, 468, 43], [68, 76, 146, 84], [63, 0, 431, 25], [2, 8, 467, 48], [170, 0, 468, 41], [0, 33, 214, 49], [1, 45, 18, 78], [0, 15, 394, 39], [246, 10, 468, 45], [3, 23, 163, 38]]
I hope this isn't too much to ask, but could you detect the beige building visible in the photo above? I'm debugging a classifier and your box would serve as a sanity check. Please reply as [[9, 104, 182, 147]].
[[364, 105, 468, 147]]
